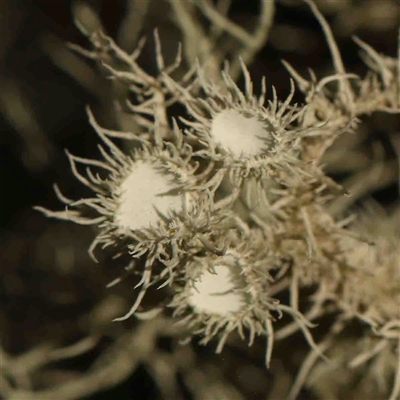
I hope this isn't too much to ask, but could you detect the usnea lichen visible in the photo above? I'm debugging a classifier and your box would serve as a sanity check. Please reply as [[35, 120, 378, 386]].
[[165, 61, 332, 187], [34, 1, 400, 398], [169, 229, 325, 368]]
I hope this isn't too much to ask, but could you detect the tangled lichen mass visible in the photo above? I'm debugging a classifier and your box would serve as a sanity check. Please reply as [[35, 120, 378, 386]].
[[27, 1, 400, 399]]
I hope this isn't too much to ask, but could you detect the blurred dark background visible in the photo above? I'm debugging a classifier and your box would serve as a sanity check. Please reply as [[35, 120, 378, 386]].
[[0, 1, 398, 399]]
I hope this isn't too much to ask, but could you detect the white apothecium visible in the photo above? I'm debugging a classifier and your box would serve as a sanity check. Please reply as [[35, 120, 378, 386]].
[[165, 60, 322, 185]]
